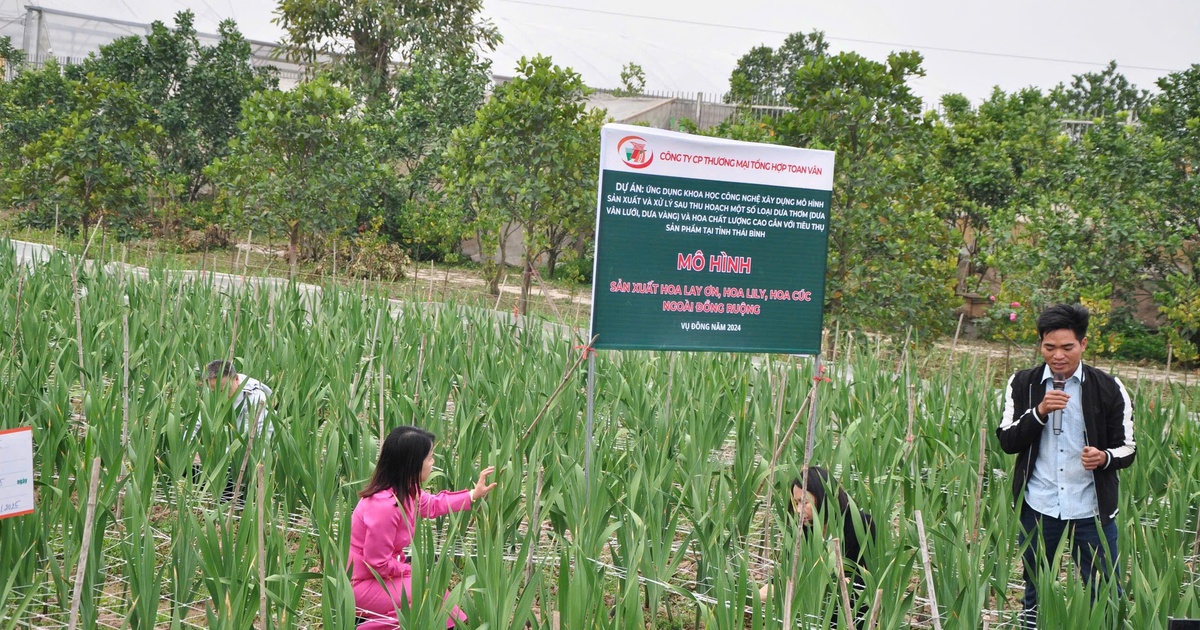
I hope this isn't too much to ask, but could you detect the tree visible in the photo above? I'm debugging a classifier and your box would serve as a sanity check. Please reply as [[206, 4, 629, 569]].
[[613, 62, 645, 97], [932, 87, 1072, 295], [274, 0, 499, 105], [1051, 61, 1150, 120], [205, 77, 380, 276], [727, 30, 827, 104], [444, 55, 602, 313], [276, 0, 499, 260], [9, 75, 161, 241], [774, 50, 959, 336], [368, 49, 492, 260], [1143, 64, 1200, 361], [0, 35, 24, 69], [0, 59, 76, 186], [73, 12, 277, 202]]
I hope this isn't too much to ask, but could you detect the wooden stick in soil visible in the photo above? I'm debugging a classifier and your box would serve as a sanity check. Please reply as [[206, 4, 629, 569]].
[[121, 295, 131, 451], [243, 230, 253, 278], [971, 425, 987, 544], [521, 336, 597, 442], [831, 320, 841, 365], [1193, 499, 1200, 559], [783, 357, 823, 628], [427, 260, 435, 302], [68, 262, 88, 396], [898, 326, 913, 380], [493, 273, 508, 311], [67, 457, 103, 630], [833, 538, 854, 628], [524, 462, 545, 584], [378, 357, 386, 456], [941, 314, 965, 422], [905, 383, 917, 452], [757, 385, 816, 499], [531, 266, 566, 324], [115, 295, 131, 528], [914, 510, 943, 630], [232, 396, 262, 509], [350, 307, 385, 400], [413, 334, 426, 409], [7, 273, 24, 362], [257, 463, 267, 629], [760, 368, 787, 557], [867, 588, 883, 630]]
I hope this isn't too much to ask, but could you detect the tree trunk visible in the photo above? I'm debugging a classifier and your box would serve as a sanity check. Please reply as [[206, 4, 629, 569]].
[[546, 248, 559, 279], [519, 254, 533, 316], [288, 225, 300, 280]]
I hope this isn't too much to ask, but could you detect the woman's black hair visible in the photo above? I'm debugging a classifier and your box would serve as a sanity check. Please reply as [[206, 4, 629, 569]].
[[359, 425, 435, 501], [788, 466, 851, 520]]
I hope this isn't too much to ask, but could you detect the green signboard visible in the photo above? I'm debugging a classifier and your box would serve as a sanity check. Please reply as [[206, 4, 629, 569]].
[[589, 124, 835, 354]]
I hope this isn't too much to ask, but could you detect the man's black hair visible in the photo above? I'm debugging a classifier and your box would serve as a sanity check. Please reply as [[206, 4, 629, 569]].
[[1036, 304, 1089, 342], [205, 359, 237, 381]]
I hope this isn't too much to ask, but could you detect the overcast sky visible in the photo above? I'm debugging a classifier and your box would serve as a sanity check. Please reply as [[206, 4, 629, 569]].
[[482, 0, 1200, 105], [6, 0, 1199, 107]]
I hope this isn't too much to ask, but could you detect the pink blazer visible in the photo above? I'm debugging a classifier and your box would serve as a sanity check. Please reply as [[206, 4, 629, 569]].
[[347, 488, 473, 583]]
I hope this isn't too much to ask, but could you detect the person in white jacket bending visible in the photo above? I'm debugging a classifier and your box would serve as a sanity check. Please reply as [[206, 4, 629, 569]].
[[196, 359, 273, 503]]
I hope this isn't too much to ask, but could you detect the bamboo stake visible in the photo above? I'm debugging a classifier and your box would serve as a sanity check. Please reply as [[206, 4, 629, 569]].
[[67, 457, 103, 630], [867, 588, 883, 630], [68, 262, 88, 397], [906, 383, 917, 450], [427, 260, 435, 302], [121, 295, 130, 450], [493, 273, 508, 311], [971, 426, 987, 544], [7, 273, 24, 361], [226, 288, 242, 367], [350, 307, 384, 401], [521, 336, 597, 442], [243, 230, 253, 278], [1193, 501, 1200, 559], [413, 334, 426, 409], [759, 386, 817, 498], [833, 538, 854, 628], [257, 463, 268, 628], [940, 313, 966, 423], [761, 369, 788, 557], [783, 357, 823, 628], [232, 395, 263, 508], [914, 510, 943, 630], [531, 266, 566, 324], [378, 357, 386, 455], [830, 320, 841, 365], [115, 295, 131, 527], [524, 461, 545, 584], [898, 327, 913, 381]]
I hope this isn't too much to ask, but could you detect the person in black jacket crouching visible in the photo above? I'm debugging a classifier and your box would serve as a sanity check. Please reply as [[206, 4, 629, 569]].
[[759, 466, 874, 628], [996, 304, 1135, 628]]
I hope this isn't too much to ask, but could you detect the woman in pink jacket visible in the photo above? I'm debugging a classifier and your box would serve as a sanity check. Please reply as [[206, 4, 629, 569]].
[[348, 426, 497, 629]]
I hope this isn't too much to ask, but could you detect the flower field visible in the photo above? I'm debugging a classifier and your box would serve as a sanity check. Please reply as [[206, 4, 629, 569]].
[[1, 243, 1198, 629]]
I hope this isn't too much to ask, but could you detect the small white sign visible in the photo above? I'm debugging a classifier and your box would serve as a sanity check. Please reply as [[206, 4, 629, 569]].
[[0, 426, 35, 519]]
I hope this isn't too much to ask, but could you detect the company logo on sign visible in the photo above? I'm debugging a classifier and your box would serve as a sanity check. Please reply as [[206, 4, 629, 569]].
[[617, 135, 653, 169]]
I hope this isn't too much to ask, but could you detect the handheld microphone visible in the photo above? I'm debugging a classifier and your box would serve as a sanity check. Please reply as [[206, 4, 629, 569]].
[[1051, 374, 1066, 435]]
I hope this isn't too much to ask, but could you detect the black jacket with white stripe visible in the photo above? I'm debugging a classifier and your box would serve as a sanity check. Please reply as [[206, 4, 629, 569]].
[[995, 362, 1135, 525]]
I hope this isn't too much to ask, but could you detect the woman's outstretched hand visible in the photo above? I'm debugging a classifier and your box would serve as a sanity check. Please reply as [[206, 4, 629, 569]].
[[469, 466, 498, 501]]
